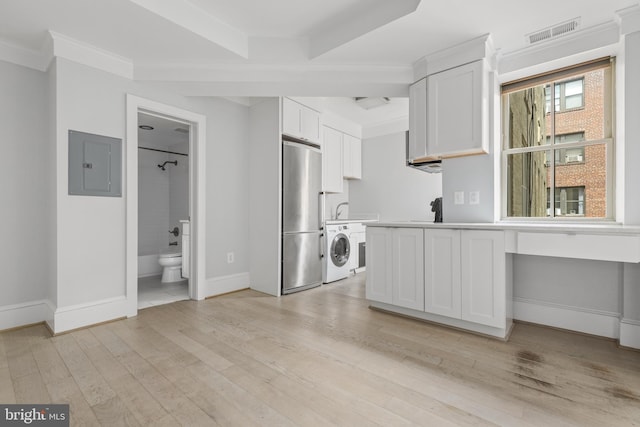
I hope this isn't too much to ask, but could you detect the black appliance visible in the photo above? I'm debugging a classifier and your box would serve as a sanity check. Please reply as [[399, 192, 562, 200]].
[[430, 197, 443, 223]]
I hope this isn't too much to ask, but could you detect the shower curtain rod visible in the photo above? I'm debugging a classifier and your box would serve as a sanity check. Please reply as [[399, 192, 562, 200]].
[[138, 146, 188, 157]]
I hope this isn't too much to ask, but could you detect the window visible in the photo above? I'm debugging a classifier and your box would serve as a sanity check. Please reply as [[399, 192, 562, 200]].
[[547, 187, 585, 216], [546, 78, 584, 112], [502, 58, 614, 219]]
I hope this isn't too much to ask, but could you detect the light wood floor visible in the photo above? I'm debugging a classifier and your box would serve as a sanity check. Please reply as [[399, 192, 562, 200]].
[[2, 273, 640, 426]]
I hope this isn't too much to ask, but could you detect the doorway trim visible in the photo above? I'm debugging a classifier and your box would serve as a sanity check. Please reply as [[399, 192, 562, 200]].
[[125, 95, 207, 316]]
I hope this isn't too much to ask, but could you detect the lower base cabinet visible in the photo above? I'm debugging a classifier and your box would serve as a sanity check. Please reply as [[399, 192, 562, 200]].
[[367, 226, 510, 338], [365, 227, 424, 311]]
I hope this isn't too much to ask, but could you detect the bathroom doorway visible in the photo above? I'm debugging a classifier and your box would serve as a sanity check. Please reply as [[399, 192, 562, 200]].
[[125, 95, 207, 317], [137, 113, 190, 309]]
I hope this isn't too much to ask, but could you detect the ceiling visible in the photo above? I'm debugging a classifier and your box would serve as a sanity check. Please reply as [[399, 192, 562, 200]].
[[1, 0, 635, 66], [0, 0, 637, 126]]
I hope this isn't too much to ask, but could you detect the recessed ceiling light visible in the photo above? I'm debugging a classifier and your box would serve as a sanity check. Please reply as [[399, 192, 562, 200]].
[[139, 125, 154, 130]]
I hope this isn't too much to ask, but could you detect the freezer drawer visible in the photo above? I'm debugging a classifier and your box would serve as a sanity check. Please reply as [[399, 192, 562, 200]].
[[282, 232, 322, 294]]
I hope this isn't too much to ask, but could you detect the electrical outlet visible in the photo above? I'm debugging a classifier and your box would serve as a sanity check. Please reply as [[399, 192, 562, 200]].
[[454, 191, 465, 205], [227, 252, 234, 263], [469, 191, 480, 205]]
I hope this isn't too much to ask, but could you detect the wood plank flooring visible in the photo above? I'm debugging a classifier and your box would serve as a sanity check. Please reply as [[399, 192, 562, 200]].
[[2, 272, 640, 426]]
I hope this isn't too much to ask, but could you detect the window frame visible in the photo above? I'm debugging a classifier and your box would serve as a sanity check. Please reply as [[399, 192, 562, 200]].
[[500, 57, 616, 222]]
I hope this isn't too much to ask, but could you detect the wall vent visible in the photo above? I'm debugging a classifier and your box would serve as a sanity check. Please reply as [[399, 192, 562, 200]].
[[526, 17, 581, 45]]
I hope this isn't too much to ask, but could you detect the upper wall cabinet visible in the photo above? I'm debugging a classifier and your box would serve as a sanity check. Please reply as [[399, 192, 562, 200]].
[[408, 77, 428, 161], [426, 59, 488, 159], [322, 126, 343, 193], [282, 97, 321, 145], [342, 133, 361, 180]]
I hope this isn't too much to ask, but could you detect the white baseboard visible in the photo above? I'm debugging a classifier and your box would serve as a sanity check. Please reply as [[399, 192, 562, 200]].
[[514, 298, 620, 339], [49, 296, 128, 334], [0, 300, 52, 331], [620, 319, 640, 350], [202, 272, 250, 299]]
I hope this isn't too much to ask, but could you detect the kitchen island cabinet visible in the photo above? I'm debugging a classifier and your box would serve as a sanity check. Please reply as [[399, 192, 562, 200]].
[[365, 227, 424, 311], [367, 224, 511, 339]]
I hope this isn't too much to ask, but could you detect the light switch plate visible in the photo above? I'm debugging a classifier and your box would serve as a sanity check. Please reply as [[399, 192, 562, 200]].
[[469, 191, 480, 205], [454, 191, 465, 205]]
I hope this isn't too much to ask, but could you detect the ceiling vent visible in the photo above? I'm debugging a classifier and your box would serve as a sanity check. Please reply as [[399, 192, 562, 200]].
[[355, 97, 390, 110], [526, 17, 581, 45]]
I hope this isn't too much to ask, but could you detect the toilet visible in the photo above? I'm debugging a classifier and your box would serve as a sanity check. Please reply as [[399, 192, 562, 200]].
[[158, 248, 182, 283]]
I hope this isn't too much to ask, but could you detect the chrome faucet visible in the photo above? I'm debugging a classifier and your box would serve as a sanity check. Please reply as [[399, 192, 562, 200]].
[[335, 202, 349, 219]]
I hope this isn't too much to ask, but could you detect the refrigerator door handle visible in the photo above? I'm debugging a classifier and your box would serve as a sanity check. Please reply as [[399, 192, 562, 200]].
[[320, 233, 324, 258]]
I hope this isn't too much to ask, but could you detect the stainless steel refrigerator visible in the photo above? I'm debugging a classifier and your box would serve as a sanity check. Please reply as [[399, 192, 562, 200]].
[[282, 140, 323, 294]]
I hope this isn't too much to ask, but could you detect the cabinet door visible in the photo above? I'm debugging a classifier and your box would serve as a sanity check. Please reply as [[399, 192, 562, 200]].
[[342, 134, 362, 179], [282, 97, 301, 138], [460, 230, 505, 328], [366, 227, 393, 304], [408, 78, 428, 160], [427, 60, 487, 158], [300, 105, 321, 143], [392, 228, 424, 311], [424, 229, 461, 318], [322, 127, 343, 193]]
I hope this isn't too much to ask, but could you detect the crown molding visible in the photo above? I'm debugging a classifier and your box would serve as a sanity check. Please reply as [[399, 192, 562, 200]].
[[47, 31, 133, 79], [497, 20, 620, 80], [0, 38, 50, 71], [617, 4, 640, 34]]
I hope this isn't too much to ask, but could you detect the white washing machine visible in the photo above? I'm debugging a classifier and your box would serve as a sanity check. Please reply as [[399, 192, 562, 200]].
[[323, 223, 351, 283]]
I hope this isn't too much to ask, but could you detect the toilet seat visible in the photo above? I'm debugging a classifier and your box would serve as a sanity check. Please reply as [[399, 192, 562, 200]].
[[159, 249, 181, 258]]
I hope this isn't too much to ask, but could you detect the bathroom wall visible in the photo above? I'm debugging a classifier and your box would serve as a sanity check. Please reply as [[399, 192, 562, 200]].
[[0, 59, 51, 328], [168, 143, 189, 245]]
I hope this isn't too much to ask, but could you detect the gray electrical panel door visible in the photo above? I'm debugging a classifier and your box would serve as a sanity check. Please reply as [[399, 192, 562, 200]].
[[68, 130, 122, 197]]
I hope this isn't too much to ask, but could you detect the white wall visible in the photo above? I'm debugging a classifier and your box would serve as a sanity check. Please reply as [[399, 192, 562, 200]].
[[168, 143, 189, 245], [349, 132, 442, 221], [194, 97, 250, 279], [52, 58, 251, 322], [325, 181, 350, 220], [0, 60, 50, 307]]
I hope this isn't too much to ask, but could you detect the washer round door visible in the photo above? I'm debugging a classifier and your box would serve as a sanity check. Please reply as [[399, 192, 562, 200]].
[[330, 233, 351, 267]]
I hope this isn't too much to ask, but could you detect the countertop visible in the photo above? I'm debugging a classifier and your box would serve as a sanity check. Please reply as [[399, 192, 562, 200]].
[[367, 220, 640, 235], [325, 218, 379, 225]]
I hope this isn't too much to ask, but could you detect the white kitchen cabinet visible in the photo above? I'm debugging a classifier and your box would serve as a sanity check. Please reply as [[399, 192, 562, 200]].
[[424, 228, 505, 328], [342, 134, 361, 179], [426, 59, 488, 158], [408, 77, 428, 161], [282, 97, 321, 144], [424, 228, 460, 318], [460, 230, 506, 328], [322, 126, 343, 193], [392, 228, 424, 311], [366, 227, 424, 311], [366, 227, 393, 304]]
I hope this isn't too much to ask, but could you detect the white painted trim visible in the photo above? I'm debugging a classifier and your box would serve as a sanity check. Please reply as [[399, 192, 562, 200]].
[[370, 301, 512, 339], [498, 21, 620, 80], [617, 4, 640, 35], [0, 300, 52, 331], [125, 95, 207, 314], [48, 31, 133, 79], [619, 318, 640, 349], [513, 297, 620, 339], [202, 273, 251, 298], [51, 296, 128, 334], [0, 39, 49, 71]]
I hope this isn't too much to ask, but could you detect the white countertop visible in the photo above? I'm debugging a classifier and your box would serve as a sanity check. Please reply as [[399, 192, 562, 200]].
[[325, 218, 379, 225], [367, 220, 640, 235]]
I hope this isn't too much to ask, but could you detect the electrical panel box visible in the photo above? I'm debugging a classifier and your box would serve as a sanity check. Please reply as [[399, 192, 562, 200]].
[[68, 130, 122, 197]]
